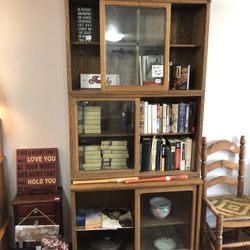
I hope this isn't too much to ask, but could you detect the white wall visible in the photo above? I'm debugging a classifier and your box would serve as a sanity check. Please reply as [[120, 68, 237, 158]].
[[0, 0, 250, 245], [0, 0, 71, 244]]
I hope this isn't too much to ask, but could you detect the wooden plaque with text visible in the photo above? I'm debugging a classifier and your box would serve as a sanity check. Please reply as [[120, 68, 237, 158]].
[[16, 148, 58, 193]]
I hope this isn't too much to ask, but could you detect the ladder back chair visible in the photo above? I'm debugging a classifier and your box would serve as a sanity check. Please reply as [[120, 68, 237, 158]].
[[201, 136, 250, 250]]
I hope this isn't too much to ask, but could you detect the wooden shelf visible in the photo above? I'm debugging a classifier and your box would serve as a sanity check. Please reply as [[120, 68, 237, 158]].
[[71, 41, 100, 46], [170, 44, 201, 48], [79, 133, 134, 138], [140, 132, 195, 137], [69, 89, 205, 98], [76, 225, 133, 232], [141, 206, 188, 228]]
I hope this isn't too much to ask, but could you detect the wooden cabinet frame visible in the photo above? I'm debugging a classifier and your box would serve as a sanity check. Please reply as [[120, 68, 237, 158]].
[[64, 0, 210, 249]]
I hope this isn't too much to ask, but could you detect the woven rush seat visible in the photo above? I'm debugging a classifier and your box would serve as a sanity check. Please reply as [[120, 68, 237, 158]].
[[208, 195, 250, 220]]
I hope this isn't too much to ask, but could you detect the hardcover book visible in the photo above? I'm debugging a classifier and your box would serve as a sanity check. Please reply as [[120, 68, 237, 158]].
[[170, 64, 190, 90], [141, 138, 151, 172]]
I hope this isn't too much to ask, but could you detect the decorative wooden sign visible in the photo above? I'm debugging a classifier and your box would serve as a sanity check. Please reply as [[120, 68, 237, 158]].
[[16, 148, 58, 193]]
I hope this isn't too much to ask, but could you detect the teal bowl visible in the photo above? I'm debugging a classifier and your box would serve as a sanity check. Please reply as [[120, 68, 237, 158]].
[[150, 197, 171, 219]]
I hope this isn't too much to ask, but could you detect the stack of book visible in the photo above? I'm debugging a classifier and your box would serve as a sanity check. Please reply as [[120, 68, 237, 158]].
[[78, 105, 83, 134], [140, 101, 196, 134], [141, 136, 193, 172], [81, 145, 102, 171], [101, 140, 129, 170], [83, 106, 101, 134]]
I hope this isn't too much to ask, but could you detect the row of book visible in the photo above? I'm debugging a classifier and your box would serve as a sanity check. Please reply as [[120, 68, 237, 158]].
[[140, 101, 196, 134], [78, 105, 101, 134], [79, 140, 129, 171], [140, 136, 193, 172], [76, 207, 133, 230]]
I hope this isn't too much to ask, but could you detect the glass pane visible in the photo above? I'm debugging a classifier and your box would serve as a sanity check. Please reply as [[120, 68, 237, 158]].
[[77, 101, 135, 172], [140, 192, 191, 249], [105, 6, 166, 86]]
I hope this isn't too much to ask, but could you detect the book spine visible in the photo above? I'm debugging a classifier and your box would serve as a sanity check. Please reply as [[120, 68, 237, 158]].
[[180, 140, 186, 170], [155, 138, 162, 171], [162, 103, 167, 133], [143, 101, 148, 134], [175, 139, 181, 170], [147, 104, 152, 134], [171, 104, 178, 133], [184, 137, 192, 171], [177, 103, 187, 133], [150, 136, 157, 171], [151, 104, 157, 134], [141, 138, 151, 172], [166, 104, 171, 133]]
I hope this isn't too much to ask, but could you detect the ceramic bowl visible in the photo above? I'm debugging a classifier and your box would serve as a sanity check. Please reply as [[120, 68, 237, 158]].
[[150, 197, 171, 219], [154, 237, 176, 250]]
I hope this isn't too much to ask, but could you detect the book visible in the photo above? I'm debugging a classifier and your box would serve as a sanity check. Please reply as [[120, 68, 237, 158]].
[[188, 102, 196, 132], [101, 145, 128, 150], [171, 104, 178, 133], [141, 138, 151, 172], [155, 138, 162, 171], [170, 64, 190, 90], [83, 145, 101, 151], [102, 153, 129, 159], [175, 139, 181, 170], [166, 139, 176, 170], [85, 208, 102, 229], [82, 163, 102, 170], [150, 136, 157, 171], [164, 145, 172, 171], [147, 104, 152, 134], [184, 137, 192, 170], [101, 140, 127, 146], [177, 103, 187, 133], [143, 101, 148, 134], [84, 106, 101, 112], [101, 208, 133, 229]]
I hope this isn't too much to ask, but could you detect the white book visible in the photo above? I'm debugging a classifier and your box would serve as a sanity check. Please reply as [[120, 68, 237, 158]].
[[150, 136, 157, 171], [143, 101, 148, 134], [162, 103, 167, 133], [184, 137, 192, 170], [147, 104, 152, 134], [180, 140, 186, 171], [151, 104, 157, 134]]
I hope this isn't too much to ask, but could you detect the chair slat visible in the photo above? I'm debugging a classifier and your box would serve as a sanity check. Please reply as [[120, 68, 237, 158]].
[[207, 140, 240, 155], [207, 176, 238, 188], [207, 160, 239, 172]]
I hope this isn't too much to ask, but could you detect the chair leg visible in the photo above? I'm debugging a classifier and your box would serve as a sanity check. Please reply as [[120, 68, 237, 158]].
[[200, 204, 207, 248], [215, 215, 223, 250]]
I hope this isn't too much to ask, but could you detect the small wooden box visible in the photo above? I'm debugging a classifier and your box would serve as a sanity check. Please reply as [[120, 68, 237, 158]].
[[11, 189, 63, 237]]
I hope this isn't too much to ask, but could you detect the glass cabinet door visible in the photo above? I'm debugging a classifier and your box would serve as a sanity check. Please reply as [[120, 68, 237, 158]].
[[139, 191, 193, 249], [104, 4, 167, 87], [77, 100, 135, 172]]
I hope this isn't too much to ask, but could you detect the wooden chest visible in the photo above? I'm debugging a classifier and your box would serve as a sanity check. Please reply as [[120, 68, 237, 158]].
[[11, 189, 63, 233]]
